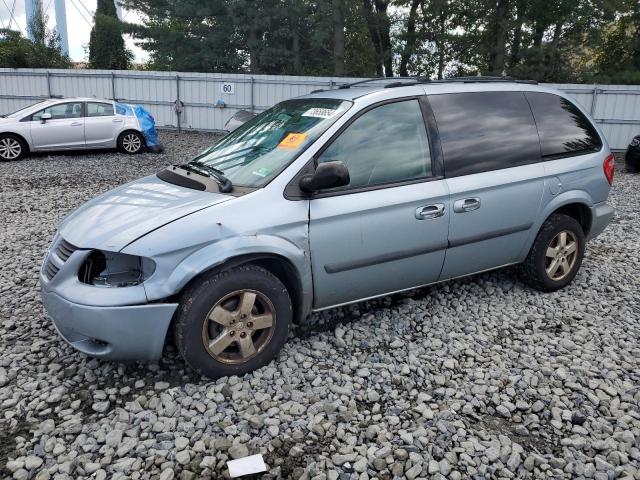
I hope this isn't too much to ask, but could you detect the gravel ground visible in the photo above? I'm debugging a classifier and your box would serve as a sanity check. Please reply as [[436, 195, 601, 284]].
[[0, 133, 639, 480]]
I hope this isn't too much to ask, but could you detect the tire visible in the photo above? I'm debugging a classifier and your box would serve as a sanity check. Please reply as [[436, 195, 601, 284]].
[[174, 264, 292, 378], [521, 213, 585, 292], [117, 131, 144, 154], [0, 133, 27, 161]]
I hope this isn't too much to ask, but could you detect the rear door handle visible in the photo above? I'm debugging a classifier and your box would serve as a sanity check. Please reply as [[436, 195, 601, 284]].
[[415, 203, 445, 220], [112, 118, 123, 123], [453, 197, 481, 213], [70, 121, 83, 126]]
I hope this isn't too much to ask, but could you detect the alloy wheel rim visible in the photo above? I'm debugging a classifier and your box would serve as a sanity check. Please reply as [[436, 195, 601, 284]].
[[545, 230, 578, 281], [0, 138, 21, 160], [122, 134, 141, 152], [202, 289, 276, 365]]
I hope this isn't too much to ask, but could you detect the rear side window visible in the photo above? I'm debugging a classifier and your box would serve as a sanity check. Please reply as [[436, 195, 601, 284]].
[[525, 92, 602, 158], [429, 92, 540, 177], [87, 102, 114, 117]]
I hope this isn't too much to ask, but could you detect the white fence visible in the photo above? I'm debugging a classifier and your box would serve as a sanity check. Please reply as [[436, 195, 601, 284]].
[[1, 68, 639, 150]]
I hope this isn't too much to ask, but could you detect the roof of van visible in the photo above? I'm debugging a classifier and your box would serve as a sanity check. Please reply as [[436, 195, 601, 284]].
[[300, 77, 562, 101]]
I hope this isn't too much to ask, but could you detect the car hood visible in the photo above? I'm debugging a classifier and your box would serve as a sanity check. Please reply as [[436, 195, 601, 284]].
[[59, 175, 233, 251]]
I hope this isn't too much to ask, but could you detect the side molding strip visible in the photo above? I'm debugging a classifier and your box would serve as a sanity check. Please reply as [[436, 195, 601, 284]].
[[447, 223, 533, 248], [324, 242, 448, 274], [323, 223, 532, 274]]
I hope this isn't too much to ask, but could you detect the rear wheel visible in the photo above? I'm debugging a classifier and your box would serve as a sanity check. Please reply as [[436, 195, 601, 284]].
[[117, 131, 144, 154], [521, 213, 585, 292], [0, 134, 27, 161], [174, 265, 291, 378]]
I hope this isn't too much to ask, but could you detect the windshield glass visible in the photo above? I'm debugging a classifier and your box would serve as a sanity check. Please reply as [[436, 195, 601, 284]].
[[3, 101, 49, 118], [188, 98, 352, 187]]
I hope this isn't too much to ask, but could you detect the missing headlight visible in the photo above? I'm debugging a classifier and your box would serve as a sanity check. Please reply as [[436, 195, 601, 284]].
[[79, 250, 155, 287]]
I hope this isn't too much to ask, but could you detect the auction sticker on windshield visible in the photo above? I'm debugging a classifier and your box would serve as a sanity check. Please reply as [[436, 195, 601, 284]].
[[302, 107, 338, 119], [278, 133, 307, 149]]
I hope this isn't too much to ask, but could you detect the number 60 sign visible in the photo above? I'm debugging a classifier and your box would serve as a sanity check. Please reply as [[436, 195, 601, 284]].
[[221, 83, 235, 95]]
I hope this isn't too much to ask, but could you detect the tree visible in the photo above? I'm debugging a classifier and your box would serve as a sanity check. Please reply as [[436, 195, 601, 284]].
[[589, 1, 640, 84], [118, 0, 640, 83], [89, 0, 133, 69], [362, 0, 393, 76], [0, 29, 71, 68]]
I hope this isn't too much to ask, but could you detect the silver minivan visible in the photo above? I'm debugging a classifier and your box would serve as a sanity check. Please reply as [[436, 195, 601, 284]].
[[40, 78, 615, 378]]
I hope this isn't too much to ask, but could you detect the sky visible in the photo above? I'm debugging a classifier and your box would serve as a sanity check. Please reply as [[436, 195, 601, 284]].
[[0, 0, 149, 63]]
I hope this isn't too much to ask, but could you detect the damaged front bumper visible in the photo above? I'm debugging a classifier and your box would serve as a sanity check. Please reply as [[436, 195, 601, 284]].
[[42, 291, 176, 360], [40, 238, 177, 360]]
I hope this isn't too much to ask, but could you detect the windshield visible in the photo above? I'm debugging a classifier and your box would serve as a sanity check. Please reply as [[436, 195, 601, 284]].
[[188, 98, 352, 187], [2, 100, 49, 118]]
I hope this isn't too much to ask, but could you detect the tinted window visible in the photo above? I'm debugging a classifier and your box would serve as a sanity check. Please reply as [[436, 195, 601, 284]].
[[87, 102, 114, 117], [318, 99, 431, 189], [525, 92, 602, 157], [32, 102, 82, 121], [429, 92, 540, 177]]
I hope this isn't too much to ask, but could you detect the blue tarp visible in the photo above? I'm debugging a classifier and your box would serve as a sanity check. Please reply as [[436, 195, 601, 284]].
[[115, 102, 161, 149]]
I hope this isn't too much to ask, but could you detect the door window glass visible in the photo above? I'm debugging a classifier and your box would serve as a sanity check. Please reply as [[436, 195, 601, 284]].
[[429, 92, 540, 177], [32, 102, 82, 121], [525, 92, 602, 157], [87, 102, 115, 117], [318, 99, 431, 189]]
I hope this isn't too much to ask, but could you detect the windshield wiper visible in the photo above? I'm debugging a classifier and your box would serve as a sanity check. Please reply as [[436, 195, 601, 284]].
[[179, 163, 233, 193]]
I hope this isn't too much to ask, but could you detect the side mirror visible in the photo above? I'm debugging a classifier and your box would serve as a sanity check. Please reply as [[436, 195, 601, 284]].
[[40, 112, 52, 123], [299, 161, 350, 193]]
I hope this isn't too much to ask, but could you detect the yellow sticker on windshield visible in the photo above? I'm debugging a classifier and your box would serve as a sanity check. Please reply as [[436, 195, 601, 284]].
[[278, 133, 307, 149]]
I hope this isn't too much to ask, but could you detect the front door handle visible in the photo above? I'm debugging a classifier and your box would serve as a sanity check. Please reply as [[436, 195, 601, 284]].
[[70, 121, 83, 126], [453, 197, 481, 213], [415, 203, 445, 220]]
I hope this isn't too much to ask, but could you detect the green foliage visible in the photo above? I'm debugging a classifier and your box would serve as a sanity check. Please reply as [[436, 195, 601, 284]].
[[118, 0, 640, 83], [89, 0, 133, 69], [0, 28, 71, 69]]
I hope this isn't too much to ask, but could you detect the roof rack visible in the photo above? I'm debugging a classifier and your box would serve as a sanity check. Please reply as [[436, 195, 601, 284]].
[[337, 75, 538, 89], [337, 77, 418, 89], [430, 76, 538, 85]]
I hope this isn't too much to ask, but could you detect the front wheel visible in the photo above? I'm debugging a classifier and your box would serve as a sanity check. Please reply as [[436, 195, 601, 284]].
[[0, 134, 27, 161], [117, 131, 144, 154], [174, 265, 292, 378], [521, 213, 585, 292]]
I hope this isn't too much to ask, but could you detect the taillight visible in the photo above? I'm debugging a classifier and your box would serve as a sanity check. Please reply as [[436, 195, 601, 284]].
[[603, 153, 615, 185]]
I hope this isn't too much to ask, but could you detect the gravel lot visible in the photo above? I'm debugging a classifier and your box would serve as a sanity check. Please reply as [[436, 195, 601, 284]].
[[1, 132, 639, 480]]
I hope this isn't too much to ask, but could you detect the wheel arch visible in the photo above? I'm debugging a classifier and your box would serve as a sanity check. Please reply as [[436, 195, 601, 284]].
[[118, 129, 146, 146], [180, 253, 307, 324], [518, 191, 594, 260], [0, 131, 31, 153]]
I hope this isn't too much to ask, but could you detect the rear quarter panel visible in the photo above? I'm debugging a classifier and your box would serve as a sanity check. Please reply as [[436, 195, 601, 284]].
[[516, 150, 611, 260]]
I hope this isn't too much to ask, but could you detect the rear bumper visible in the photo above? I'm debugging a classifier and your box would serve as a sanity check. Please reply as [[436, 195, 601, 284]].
[[42, 290, 177, 361], [588, 202, 615, 241]]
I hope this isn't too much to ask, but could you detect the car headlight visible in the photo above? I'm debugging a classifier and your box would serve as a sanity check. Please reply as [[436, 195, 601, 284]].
[[79, 250, 155, 287]]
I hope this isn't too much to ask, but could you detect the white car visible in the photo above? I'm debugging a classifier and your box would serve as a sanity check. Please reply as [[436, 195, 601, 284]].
[[0, 97, 146, 161]]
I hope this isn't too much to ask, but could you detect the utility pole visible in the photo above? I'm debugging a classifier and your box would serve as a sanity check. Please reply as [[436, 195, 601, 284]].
[[25, 0, 37, 40], [54, 0, 69, 54]]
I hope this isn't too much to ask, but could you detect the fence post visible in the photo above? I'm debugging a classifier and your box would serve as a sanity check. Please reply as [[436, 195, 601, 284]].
[[176, 75, 181, 133], [111, 72, 117, 100], [591, 85, 599, 116], [250, 76, 254, 113], [46, 71, 52, 97]]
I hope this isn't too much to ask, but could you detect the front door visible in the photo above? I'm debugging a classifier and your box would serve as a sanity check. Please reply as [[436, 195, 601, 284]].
[[308, 98, 450, 309], [29, 102, 85, 150]]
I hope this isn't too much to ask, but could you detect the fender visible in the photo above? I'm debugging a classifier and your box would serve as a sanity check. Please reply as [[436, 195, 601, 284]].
[[516, 189, 594, 261], [142, 234, 313, 318]]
